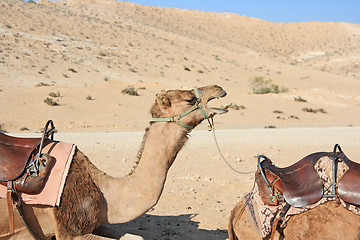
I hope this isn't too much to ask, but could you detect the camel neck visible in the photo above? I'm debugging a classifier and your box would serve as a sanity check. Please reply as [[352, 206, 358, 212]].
[[136, 123, 189, 171], [98, 123, 189, 224]]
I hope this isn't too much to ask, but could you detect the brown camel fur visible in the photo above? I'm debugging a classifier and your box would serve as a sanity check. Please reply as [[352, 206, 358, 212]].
[[0, 85, 227, 240], [228, 198, 360, 240]]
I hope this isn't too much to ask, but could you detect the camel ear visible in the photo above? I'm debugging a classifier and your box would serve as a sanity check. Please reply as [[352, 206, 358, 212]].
[[156, 93, 171, 108]]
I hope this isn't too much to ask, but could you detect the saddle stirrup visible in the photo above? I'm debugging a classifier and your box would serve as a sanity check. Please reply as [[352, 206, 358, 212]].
[[270, 203, 290, 240], [323, 144, 343, 198]]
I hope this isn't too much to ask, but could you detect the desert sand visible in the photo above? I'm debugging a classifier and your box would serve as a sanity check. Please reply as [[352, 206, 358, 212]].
[[15, 127, 360, 239], [0, 0, 360, 239]]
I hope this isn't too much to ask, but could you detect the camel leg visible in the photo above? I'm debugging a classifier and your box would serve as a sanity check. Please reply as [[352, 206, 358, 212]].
[[73, 225, 144, 240], [72, 233, 143, 240], [119, 234, 144, 240], [3, 231, 144, 240], [1, 229, 52, 240], [1, 230, 28, 240], [0, 229, 29, 240], [93, 225, 144, 240]]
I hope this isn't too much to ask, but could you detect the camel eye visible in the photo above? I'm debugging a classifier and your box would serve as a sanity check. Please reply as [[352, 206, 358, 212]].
[[185, 97, 196, 104]]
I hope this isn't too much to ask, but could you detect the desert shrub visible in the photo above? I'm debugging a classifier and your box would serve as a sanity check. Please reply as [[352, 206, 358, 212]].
[[86, 95, 94, 100], [44, 97, 59, 106], [289, 115, 300, 119], [317, 109, 327, 114], [294, 96, 307, 102], [302, 108, 327, 114], [99, 51, 107, 57], [265, 125, 276, 129], [229, 103, 245, 110], [20, 127, 29, 131], [121, 86, 139, 96], [250, 76, 288, 94], [35, 82, 50, 87], [213, 55, 221, 61], [273, 110, 284, 114], [128, 67, 137, 73], [49, 92, 60, 97]]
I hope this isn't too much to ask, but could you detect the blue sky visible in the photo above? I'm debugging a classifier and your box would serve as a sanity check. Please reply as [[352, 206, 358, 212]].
[[122, 0, 360, 24]]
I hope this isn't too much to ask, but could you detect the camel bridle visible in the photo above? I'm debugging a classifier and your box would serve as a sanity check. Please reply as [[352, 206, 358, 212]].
[[151, 88, 209, 130], [152, 88, 250, 174]]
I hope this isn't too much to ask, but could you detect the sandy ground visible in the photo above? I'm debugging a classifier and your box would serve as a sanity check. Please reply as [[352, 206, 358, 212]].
[[15, 127, 360, 239], [1, 0, 360, 134]]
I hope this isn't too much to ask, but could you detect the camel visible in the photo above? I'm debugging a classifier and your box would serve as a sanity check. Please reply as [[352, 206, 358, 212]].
[[0, 85, 228, 240], [228, 200, 360, 240], [228, 150, 360, 240]]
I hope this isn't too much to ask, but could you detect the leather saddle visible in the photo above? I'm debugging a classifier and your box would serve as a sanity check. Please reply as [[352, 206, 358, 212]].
[[0, 134, 42, 181], [254, 144, 360, 240], [0, 120, 55, 184], [256, 144, 360, 208], [0, 120, 56, 236], [337, 151, 360, 205]]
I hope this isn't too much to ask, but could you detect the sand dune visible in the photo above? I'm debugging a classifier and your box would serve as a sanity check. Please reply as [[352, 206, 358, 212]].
[[1, 0, 359, 132]]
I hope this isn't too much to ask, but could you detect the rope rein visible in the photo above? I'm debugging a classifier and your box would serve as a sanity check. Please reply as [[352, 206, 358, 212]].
[[151, 87, 252, 175], [208, 117, 255, 175]]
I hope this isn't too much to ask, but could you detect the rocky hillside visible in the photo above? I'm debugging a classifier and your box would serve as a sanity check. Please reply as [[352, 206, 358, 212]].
[[1, 0, 359, 88], [0, 0, 359, 132]]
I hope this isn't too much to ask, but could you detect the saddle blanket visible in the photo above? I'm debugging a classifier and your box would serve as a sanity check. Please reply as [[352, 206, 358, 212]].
[[0, 141, 75, 206], [245, 156, 360, 238]]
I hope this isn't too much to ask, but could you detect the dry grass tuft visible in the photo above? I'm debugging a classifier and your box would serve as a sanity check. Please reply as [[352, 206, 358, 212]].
[[250, 76, 288, 94], [121, 86, 139, 96], [294, 96, 307, 102], [302, 108, 327, 114], [229, 103, 245, 110], [44, 97, 59, 106]]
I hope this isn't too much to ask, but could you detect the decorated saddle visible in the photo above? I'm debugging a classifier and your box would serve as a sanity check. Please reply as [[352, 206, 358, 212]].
[[248, 144, 360, 239], [0, 120, 75, 238]]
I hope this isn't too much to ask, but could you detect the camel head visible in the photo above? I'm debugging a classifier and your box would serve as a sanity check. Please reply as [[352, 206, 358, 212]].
[[150, 85, 228, 130]]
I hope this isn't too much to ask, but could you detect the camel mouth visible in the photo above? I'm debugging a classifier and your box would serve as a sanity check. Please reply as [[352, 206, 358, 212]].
[[206, 90, 229, 115], [206, 90, 227, 103]]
